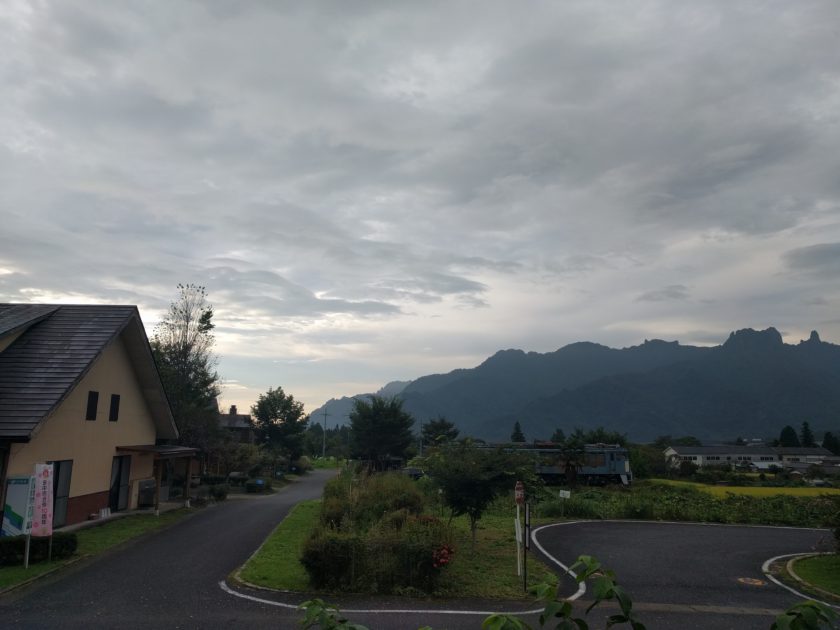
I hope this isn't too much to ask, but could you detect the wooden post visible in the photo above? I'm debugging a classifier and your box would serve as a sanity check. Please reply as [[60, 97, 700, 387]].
[[154, 459, 162, 517], [183, 457, 192, 508]]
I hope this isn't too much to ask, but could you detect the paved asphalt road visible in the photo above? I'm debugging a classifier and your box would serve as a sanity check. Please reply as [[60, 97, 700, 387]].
[[2, 479, 835, 630], [531, 520, 836, 630], [1, 470, 337, 629]]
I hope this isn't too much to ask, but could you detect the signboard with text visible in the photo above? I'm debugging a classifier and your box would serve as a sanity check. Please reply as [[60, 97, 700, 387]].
[[31, 463, 54, 537], [1, 476, 35, 537]]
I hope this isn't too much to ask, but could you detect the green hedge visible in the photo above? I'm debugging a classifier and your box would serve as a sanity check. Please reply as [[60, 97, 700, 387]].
[[0, 532, 78, 566], [539, 485, 840, 527]]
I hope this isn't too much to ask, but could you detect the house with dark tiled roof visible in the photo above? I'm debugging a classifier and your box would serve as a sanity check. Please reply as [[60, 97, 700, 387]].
[[0, 304, 196, 529], [218, 404, 256, 444]]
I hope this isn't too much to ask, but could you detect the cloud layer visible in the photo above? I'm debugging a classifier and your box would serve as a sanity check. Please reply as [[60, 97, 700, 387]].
[[2, 1, 839, 412]]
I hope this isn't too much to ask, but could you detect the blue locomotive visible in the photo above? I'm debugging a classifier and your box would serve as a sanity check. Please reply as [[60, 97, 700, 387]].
[[528, 443, 633, 485]]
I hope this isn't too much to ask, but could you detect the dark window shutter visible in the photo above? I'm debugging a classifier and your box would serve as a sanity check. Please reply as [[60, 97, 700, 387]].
[[109, 394, 121, 422], [86, 391, 99, 421]]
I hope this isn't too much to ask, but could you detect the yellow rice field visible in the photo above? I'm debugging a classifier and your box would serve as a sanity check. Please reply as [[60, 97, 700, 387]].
[[651, 479, 840, 498]]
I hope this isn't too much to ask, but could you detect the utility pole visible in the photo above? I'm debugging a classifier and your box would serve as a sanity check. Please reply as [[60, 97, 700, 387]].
[[321, 409, 329, 459]]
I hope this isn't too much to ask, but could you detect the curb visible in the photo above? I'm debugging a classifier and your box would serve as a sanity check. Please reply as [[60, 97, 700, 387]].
[[785, 553, 840, 603]]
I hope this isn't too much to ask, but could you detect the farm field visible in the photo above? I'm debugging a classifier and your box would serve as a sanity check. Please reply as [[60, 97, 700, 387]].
[[650, 478, 840, 498]]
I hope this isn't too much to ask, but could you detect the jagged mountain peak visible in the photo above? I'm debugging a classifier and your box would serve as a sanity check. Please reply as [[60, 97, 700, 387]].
[[722, 327, 784, 351]]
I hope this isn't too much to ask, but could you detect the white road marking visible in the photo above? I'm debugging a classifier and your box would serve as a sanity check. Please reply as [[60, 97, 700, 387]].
[[219, 580, 545, 616], [761, 553, 840, 611]]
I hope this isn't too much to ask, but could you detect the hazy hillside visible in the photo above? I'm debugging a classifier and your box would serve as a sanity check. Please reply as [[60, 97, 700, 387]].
[[309, 380, 410, 426], [312, 328, 840, 442]]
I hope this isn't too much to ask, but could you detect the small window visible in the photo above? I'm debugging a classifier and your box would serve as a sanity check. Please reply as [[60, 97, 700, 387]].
[[86, 391, 99, 421], [109, 394, 120, 422]]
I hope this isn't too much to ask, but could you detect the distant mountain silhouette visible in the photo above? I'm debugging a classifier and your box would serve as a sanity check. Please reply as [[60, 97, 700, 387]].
[[312, 329, 840, 442], [309, 381, 409, 426]]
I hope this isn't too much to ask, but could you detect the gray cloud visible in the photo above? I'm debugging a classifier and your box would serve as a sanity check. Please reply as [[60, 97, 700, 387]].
[[783, 243, 840, 276], [2, 1, 840, 410], [636, 285, 691, 303]]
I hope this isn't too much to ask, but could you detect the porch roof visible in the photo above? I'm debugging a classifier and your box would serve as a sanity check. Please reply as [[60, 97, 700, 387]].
[[117, 444, 198, 459]]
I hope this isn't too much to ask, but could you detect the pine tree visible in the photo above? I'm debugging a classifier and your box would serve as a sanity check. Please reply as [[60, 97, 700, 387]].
[[800, 421, 816, 448], [510, 421, 526, 443]]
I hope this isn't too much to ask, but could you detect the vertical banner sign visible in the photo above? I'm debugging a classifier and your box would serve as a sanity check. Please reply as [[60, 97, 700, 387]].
[[31, 464, 54, 537], [1, 476, 35, 537]]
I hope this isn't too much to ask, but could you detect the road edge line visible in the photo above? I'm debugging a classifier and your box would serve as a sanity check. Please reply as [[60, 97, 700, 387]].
[[530, 521, 587, 601], [761, 553, 840, 611], [219, 580, 545, 616]]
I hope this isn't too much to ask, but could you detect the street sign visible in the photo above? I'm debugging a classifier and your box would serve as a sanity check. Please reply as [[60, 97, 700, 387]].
[[559, 489, 571, 499], [1, 476, 35, 537], [515, 480, 524, 505], [32, 464, 54, 538]]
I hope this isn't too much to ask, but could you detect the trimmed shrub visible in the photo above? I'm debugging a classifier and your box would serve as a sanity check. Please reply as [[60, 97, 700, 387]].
[[304, 471, 454, 594], [302, 514, 453, 594], [0, 532, 77, 566], [209, 484, 229, 501], [295, 456, 313, 473]]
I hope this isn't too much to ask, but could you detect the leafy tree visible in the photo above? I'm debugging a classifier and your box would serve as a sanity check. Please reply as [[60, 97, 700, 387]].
[[251, 387, 308, 462], [800, 421, 816, 448], [567, 426, 627, 449], [510, 421, 526, 443], [779, 425, 801, 447], [421, 416, 459, 448], [151, 284, 223, 453], [734, 436, 745, 446], [822, 431, 840, 455], [550, 428, 566, 444], [349, 396, 414, 470], [652, 435, 701, 449], [426, 441, 533, 545]]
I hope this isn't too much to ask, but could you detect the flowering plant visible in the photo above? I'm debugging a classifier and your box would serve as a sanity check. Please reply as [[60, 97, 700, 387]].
[[432, 544, 454, 568]]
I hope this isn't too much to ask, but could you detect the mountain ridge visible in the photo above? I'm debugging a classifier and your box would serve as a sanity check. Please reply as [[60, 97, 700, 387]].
[[310, 328, 840, 441]]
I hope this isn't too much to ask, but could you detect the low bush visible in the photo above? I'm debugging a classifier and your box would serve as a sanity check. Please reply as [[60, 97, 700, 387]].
[[209, 483, 229, 501], [304, 470, 453, 594], [302, 514, 453, 594], [0, 532, 77, 566], [320, 471, 424, 528], [294, 456, 313, 473], [245, 479, 265, 493]]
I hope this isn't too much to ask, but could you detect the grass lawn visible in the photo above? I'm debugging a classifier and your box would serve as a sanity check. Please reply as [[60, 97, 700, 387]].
[[651, 479, 840, 498], [792, 554, 840, 597], [238, 499, 318, 591], [436, 512, 556, 599], [238, 501, 556, 599], [0, 508, 192, 591], [311, 457, 344, 470]]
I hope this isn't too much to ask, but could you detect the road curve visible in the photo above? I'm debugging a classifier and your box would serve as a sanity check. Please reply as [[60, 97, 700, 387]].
[[531, 520, 835, 630]]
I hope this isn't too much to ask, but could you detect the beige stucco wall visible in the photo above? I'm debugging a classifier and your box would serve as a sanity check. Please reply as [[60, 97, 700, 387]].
[[8, 334, 158, 508]]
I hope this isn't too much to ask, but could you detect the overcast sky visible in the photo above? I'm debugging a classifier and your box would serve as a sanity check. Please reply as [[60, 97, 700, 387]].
[[2, 1, 839, 415]]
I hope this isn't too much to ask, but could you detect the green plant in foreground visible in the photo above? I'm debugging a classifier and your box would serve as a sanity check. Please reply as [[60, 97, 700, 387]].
[[770, 600, 838, 630], [483, 555, 645, 630], [299, 599, 369, 630]]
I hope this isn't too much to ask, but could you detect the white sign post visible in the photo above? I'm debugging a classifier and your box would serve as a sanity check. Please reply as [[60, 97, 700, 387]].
[[514, 481, 524, 576], [558, 489, 571, 518]]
